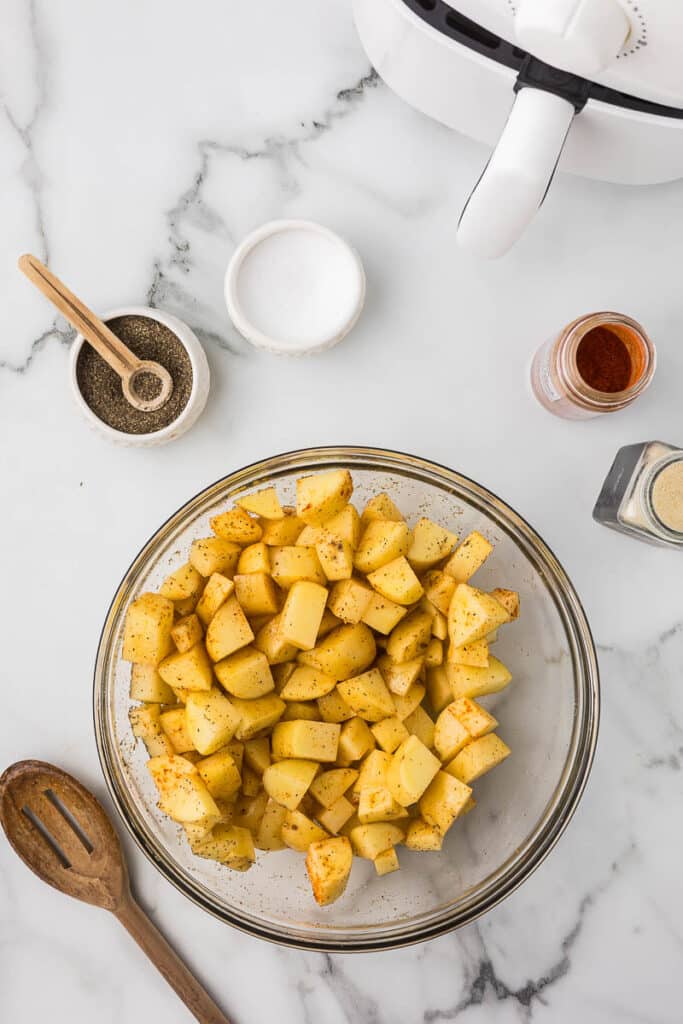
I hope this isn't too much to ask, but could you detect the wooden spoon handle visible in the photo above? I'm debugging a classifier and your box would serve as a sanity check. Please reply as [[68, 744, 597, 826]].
[[115, 896, 232, 1024], [18, 254, 140, 379]]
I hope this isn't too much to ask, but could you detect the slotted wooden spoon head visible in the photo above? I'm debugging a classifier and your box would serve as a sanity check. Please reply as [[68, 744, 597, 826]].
[[0, 760, 128, 912]]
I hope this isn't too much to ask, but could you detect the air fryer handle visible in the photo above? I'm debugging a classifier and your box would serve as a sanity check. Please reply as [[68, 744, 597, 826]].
[[456, 87, 576, 259]]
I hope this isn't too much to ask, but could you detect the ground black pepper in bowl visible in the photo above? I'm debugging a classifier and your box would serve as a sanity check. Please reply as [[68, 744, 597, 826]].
[[75, 315, 193, 434]]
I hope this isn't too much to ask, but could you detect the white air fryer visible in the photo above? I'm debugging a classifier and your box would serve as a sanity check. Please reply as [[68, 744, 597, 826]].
[[353, 0, 683, 257]]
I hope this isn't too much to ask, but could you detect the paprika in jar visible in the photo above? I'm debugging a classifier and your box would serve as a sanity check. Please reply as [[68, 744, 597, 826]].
[[530, 312, 656, 420]]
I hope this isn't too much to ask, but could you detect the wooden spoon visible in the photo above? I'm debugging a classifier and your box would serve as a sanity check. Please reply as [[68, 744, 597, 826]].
[[18, 254, 173, 413], [0, 760, 232, 1024]]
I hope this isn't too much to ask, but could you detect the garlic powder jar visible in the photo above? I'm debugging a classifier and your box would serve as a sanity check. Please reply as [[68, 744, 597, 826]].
[[593, 441, 683, 548]]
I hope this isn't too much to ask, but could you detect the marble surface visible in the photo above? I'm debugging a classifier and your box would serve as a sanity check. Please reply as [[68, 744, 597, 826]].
[[1, 1, 682, 1021]]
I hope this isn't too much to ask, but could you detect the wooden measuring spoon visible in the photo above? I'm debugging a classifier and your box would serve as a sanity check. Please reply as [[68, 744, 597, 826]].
[[0, 760, 232, 1024], [18, 254, 173, 413]]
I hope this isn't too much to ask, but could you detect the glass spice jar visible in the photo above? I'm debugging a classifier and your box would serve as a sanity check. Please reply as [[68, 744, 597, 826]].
[[530, 311, 656, 420], [593, 441, 683, 548]]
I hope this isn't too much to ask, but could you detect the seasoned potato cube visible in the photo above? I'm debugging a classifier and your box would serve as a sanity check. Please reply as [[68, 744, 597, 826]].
[[360, 493, 403, 524], [386, 611, 432, 664], [214, 646, 274, 699], [195, 573, 235, 626], [405, 818, 443, 851], [184, 820, 219, 848], [263, 759, 318, 810], [129, 664, 175, 704], [241, 764, 263, 797], [280, 580, 328, 649], [317, 688, 355, 724], [370, 716, 409, 754], [407, 519, 458, 572], [350, 822, 404, 860], [237, 542, 271, 575], [448, 656, 512, 700], [310, 768, 358, 808], [434, 703, 471, 762], [358, 786, 408, 823], [338, 717, 376, 763], [299, 623, 376, 680], [374, 847, 400, 876], [450, 697, 498, 738], [260, 509, 305, 546], [423, 571, 457, 617], [147, 755, 220, 825], [296, 525, 321, 547], [323, 504, 361, 547], [255, 798, 288, 851], [270, 546, 325, 589], [281, 701, 322, 722], [254, 615, 299, 665], [159, 563, 204, 603], [386, 736, 440, 807], [367, 557, 423, 606], [448, 584, 510, 648], [361, 592, 407, 635], [160, 708, 195, 753], [271, 720, 340, 762], [282, 810, 329, 851], [224, 740, 245, 773], [197, 750, 242, 799], [315, 531, 354, 581], [403, 705, 435, 750], [316, 795, 355, 834], [281, 665, 337, 701], [122, 593, 175, 665], [327, 579, 374, 624], [448, 639, 490, 667], [420, 771, 472, 835], [158, 643, 213, 693], [296, 469, 353, 526], [243, 736, 270, 775], [236, 487, 283, 520], [354, 520, 412, 574], [338, 669, 395, 722], [490, 588, 520, 620], [232, 790, 268, 833], [424, 639, 443, 667], [317, 609, 342, 639], [185, 689, 242, 755], [231, 694, 286, 740], [391, 683, 426, 721], [443, 531, 493, 582], [425, 666, 453, 714], [211, 508, 262, 544], [272, 662, 295, 692], [351, 750, 392, 801], [171, 613, 203, 654], [445, 734, 511, 784], [129, 704, 175, 756], [190, 537, 241, 578], [233, 572, 280, 617], [195, 824, 255, 871], [430, 605, 448, 641], [205, 596, 254, 661], [377, 654, 424, 697], [306, 836, 353, 905]]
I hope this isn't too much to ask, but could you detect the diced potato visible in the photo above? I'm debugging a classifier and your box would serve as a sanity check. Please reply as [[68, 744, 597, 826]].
[[405, 818, 443, 851], [184, 820, 218, 848], [361, 592, 407, 634], [281, 665, 337, 701], [270, 546, 325, 589], [263, 759, 318, 810], [281, 810, 329, 852], [129, 704, 175, 756], [386, 736, 440, 807], [260, 509, 305, 546], [358, 786, 408, 824], [282, 700, 322, 722], [237, 542, 271, 575], [254, 616, 299, 665], [443, 530, 493, 582], [271, 720, 340, 762], [325, 579, 371, 625], [448, 584, 510, 648], [296, 525, 321, 547], [205, 596, 254, 661], [280, 581, 328, 650], [195, 573, 235, 626], [378, 655, 424, 697], [430, 606, 448, 641], [323, 504, 361, 547], [374, 847, 400, 876], [296, 469, 354, 526], [194, 824, 255, 871], [214, 646, 274, 699], [159, 563, 204, 603], [317, 688, 355, 724], [490, 588, 520, 620], [338, 669, 395, 722], [306, 836, 353, 905], [255, 799, 288, 850], [423, 571, 457, 617], [450, 697, 498, 738], [316, 795, 355, 834], [298, 624, 376, 680], [354, 520, 412, 574], [148, 756, 220, 826], [403, 705, 436, 750], [391, 683, 426, 721], [211, 508, 262, 544], [185, 689, 242, 755], [231, 694, 286, 740], [271, 662, 295, 692], [173, 596, 199, 617], [425, 666, 453, 714], [386, 611, 432, 664], [448, 639, 490, 668], [233, 572, 281, 617], [160, 708, 195, 753], [197, 750, 242, 799], [224, 740, 245, 773], [445, 734, 511, 784], [370, 716, 409, 754], [190, 537, 241, 578], [122, 593, 175, 665], [236, 487, 283, 520], [129, 664, 175, 704], [420, 771, 472, 834], [360, 493, 403, 524], [338, 717, 376, 763], [433, 703, 471, 762], [424, 639, 443, 667], [171, 613, 203, 654], [317, 609, 342, 639], [367, 557, 423, 606], [407, 519, 458, 572], [158, 643, 213, 693], [310, 768, 358, 808], [315, 531, 354, 581], [350, 822, 404, 860], [232, 791, 268, 833], [241, 764, 263, 797], [447, 656, 512, 700], [351, 750, 392, 801]]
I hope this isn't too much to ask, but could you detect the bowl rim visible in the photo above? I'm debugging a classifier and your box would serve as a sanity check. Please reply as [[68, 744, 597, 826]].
[[93, 445, 600, 952]]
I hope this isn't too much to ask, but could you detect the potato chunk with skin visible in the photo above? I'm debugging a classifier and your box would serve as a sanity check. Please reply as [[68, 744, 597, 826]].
[[159, 563, 204, 603], [350, 822, 404, 860], [450, 697, 498, 738], [280, 665, 337, 701], [361, 493, 403, 524], [233, 572, 280, 617], [316, 795, 355, 834], [448, 584, 510, 649], [231, 694, 286, 740], [272, 720, 341, 762], [282, 701, 321, 722], [367, 557, 424, 606], [358, 786, 408, 824], [306, 836, 353, 905], [197, 750, 242, 800], [282, 810, 329, 852], [315, 531, 354, 581], [211, 508, 262, 544], [236, 487, 283, 520], [296, 469, 353, 526], [158, 642, 213, 693], [263, 759, 318, 810], [147, 755, 220, 825], [254, 616, 299, 665], [405, 818, 443, 851], [386, 611, 432, 664], [323, 504, 361, 547], [129, 663, 175, 704], [195, 573, 235, 626], [407, 518, 458, 573], [434, 703, 471, 762], [354, 520, 412, 574], [171, 613, 203, 654], [448, 639, 489, 668], [185, 689, 242, 755], [194, 824, 255, 871], [378, 654, 424, 697], [280, 580, 328, 650], [443, 531, 493, 582], [256, 798, 288, 851], [310, 768, 358, 808], [298, 623, 376, 681], [490, 588, 520, 620], [237, 542, 271, 575], [190, 537, 241, 578], [338, 669, 395, 722], [327, 578, 374, 624], [317, 688, 355, 723], [371, 716, 409, 754], [420, 770, 472, 834], [338, 717, 376, 764], [160, 708, 195, 753], [445, 734, 511, 784], [448, 656, 512, 700], [214, 646, 274, 699], [270, 546, 326, 589], [123, 593, 175, 666], [361, 592, 407, 635], [386, 735, 441, 807], [374, 847, 400, 876], [205, 596, 254, 662]]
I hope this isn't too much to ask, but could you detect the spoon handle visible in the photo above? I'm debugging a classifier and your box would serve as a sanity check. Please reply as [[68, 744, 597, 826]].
[[18, 254, 140, 379], [115, 894, 232, 1024]]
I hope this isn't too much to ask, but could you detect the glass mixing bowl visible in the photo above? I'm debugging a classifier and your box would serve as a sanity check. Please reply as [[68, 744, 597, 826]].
[[94, 447, 599, 951]]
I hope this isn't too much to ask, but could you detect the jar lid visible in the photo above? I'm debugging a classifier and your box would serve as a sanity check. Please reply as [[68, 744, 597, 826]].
[[224, 220, 366, 355]]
